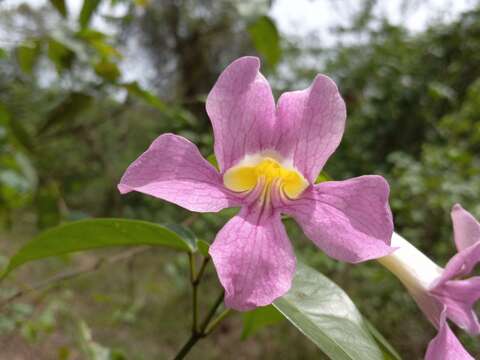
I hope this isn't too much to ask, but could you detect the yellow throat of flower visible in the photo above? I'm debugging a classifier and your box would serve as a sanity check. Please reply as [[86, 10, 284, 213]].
[[223, 156, 308, 199]]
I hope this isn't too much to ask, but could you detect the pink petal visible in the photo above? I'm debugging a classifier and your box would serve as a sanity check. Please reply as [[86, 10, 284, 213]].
[[275, 74, 346, 182], [451, 204, 480, 252], [425, 309, 474, 360], [118, 134, 236, 212], [206, 56, 276, 173], [284, 176, 394, 263], [431, 277, 480, 335], [209, 207, 296, 311]]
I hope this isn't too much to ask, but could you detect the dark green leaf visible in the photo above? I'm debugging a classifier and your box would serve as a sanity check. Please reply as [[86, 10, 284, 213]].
[[0, 218, 197, 279], [39, 92, 93, 134], [0, 103, 34, 151], [47, 38, 75, 73], [241, 305, 284, 340], [16, 41, 40, 75], [79, 0, 102, 28], [274, 262, 385, 360], [50, 0, 68, 17], [94, 59, 121, 82], [248, 16, 282, 68]]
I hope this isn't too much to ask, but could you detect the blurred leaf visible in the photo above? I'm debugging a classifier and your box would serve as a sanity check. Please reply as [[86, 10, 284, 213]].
[[94, 59, 120, 81], [79, 0, 102, 28], [206, 154, 219, 171], [122, 82, 167, 111], [364, 319, 402, 360], [40, 92, 93, 134], [274, 262, 386, 360], [35, 181, 61, 230], [16, 41, 40, 75], [248, 15, 281, 68], [0, 218, 197, 279], [0, 48, 7, 59], [0, 103, 34, 151], [197, 239, 210, 257], [47, 38, 75, 73], [315, 171, 332, 183], [50, 0, 68, 17], [241, 304, 284, 340], [78, 320, 127, 360]]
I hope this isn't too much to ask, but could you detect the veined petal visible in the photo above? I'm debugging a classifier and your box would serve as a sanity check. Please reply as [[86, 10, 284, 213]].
[[431, 277, 480, 334], [275, 74, 346, 182], [425, 309, 474, 360], [206, 56, 276, 173], [209, 206, 295, 311], [451, 204, 480, 252], [118, 134, 235, 213], [285, 176, 394, 263]]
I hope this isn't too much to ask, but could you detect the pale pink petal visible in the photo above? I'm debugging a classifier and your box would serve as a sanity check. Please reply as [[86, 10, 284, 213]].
[[206, 56, 276, 173], [275, 74, 346, 182], [451, 204, 480, 252], [431, 278, 480, 335], [118, 134, 236, 212], [425, 309, 474, 360], [284, 176, 394, 263], [434, 241, 480, 287], [209, 207, 295, 311]]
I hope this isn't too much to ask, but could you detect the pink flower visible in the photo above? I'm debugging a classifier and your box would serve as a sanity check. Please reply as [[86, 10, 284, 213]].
[[118, 57, 394, 311], [379, 204, 480, 358]]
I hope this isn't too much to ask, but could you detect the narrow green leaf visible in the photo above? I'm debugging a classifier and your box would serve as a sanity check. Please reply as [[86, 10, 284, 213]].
[[50, 0, 68, 17], [16, 41, 40, 75], [364, 320, 402, 360], [0, 218, 196, 280], [241, 305, 284, 340], [79, 0, 102, 28], [122, 82, 167, 112], [274, 262, 385, 360], [248, 15, 282, 68], [39, 92, 93, 134]]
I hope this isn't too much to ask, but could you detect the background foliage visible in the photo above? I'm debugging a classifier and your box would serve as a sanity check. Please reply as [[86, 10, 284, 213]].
[[0, 0, 479, 358]]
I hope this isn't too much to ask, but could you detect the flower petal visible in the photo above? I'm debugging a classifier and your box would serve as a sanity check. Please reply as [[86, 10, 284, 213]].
[[285, 176, 394, 263], [425, 308, 474, 360], [118, 134, 235, 212], [451, 204, 480, 252], [209, 207, 295, 311], [275, 74, 346, 182], [206, 56, 276, 173], [435, 241, 480, 286], [431, 278, 480, 335]]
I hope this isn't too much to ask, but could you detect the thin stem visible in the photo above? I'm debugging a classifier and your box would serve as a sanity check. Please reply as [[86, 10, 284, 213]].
[[204, 308, 231, 335], [188, 253, 198, 333], [173, 290, 225, 360]]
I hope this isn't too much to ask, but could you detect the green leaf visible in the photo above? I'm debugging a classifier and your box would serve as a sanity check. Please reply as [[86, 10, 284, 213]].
[[122, 82, 167, 112], [248, 16, 282, 68], [206, 154, 219, 171], [39, 92, 94, 134], [47, 38, 75, 73], [0, 48, 7, 59], [364, 320, 402, 360], [79, 0, 102, 28], [0, 218, 196, 280], [16, 41, 40, 75], [241, 305, 284, 340], [274, 262, 385, 360], [94, 59, 121, 82], [315, 171, 332, 183], [196, 239, 210, 257], [50, 0, 68, 17]]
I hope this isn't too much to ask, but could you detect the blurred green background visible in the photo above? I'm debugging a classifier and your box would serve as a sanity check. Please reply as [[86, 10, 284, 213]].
[[1, 0, 479, 358]]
